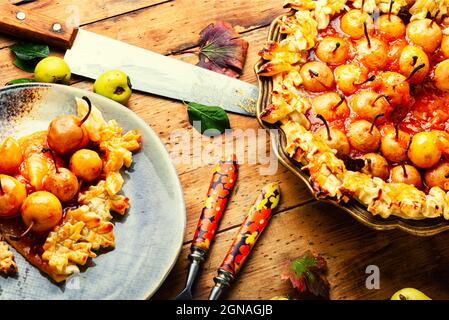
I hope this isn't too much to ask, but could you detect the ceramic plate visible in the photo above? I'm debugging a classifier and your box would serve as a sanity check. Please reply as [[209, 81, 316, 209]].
[[0, 83, 185, 299]]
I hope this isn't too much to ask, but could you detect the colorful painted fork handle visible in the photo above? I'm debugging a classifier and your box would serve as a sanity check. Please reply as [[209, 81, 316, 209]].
[[218, 182, 281, 277], [191, 154, 238, 252]]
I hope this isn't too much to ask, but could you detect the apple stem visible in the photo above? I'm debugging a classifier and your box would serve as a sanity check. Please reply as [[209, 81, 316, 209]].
[[430, 11, 439, 27], [411, 55, 418, 66], [332, 94, 346, 111], [388, 0, 394, 21], [354, 75, 375, 86], [366, 158, 372, 171], [370, 113, 385, 133], [0, 178, 4, 196], [309, 69, 319, 78], [80, 96, 92, 125], [364, 21, 371, 48], [309, 69, 330, 89], [42, 148, 59, 173], [332, 42, 341, 53], [395, 124, 399, 140], [405, 63, 426, 81], [401, 162, 408, 178], [10, 221, 34, 241], [361, 0, 365, 12], [374, 94, 390, 106], [316, 114, 332, 141]]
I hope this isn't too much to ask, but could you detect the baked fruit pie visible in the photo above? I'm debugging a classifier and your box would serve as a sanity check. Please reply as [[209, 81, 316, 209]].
[[258, 0, 449, 220], [0, 97, 141, 282]]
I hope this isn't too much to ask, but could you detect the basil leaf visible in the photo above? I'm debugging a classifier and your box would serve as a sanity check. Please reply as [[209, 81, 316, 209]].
[[187, 102, 231, 136], [13, 57, 37, 73], [10, 42, 49, 61], [6, 78, 36, 86]]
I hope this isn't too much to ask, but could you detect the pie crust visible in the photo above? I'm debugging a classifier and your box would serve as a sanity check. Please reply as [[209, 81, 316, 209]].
[[259, 0, 449, 220], [0, 237, 17, 274], [0, 98, 141, 281]]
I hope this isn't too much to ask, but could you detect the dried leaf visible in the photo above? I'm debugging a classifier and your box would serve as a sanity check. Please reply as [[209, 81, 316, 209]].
[[281, 250, 330, 299], [197, 21, 249, 78]]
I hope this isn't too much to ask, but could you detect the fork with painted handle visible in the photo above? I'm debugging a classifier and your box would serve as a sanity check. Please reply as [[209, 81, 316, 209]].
[[208, 182, 281, 300], [176, 155, 238, 300]]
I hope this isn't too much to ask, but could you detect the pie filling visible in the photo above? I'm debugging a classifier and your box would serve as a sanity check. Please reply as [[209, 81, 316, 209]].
[[303, 9, 449, 189], [0, 98, 141, 281], [259, 0, 449, 220]]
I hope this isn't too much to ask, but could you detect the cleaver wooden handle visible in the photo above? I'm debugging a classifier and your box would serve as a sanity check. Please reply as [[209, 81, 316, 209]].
[[0, 3, 78, 49]]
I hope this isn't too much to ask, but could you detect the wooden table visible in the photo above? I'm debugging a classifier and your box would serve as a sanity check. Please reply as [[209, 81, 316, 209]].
[[2, 0, 449, 300]]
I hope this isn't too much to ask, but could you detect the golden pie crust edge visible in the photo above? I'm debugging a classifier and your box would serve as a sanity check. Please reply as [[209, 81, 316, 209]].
[[0, 237, 17, 274], [259, 0, 449, 220]]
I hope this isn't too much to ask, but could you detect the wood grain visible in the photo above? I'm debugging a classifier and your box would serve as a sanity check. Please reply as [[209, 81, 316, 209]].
[[0, 0, 448, 301], [79, 0, 287, 54], [70, 24, 318, 244], [153, 201, 449, 300]]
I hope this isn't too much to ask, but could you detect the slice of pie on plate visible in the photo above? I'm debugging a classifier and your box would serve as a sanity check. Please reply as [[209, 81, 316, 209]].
[[0, 98, 141, 282]]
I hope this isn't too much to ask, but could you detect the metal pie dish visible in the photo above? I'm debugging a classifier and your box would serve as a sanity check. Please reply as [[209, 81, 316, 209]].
[[255, 13, 449, 237]]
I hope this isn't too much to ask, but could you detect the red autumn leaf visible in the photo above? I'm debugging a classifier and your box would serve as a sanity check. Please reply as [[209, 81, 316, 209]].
[[197, 21, 249, 78], [281, 250, 330, 299]]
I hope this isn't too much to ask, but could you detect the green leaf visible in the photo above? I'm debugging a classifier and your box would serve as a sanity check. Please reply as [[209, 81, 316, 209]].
[[282, 250, 330, 299], [290, 254, 318, 284], [187, 102, 231, 136], [6, 78, 36, 86], [10, 42, 49, 61], [13, 57, 37, 73]]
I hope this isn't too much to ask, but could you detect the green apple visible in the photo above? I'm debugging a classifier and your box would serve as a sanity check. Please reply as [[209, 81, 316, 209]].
[[34, 57, 71, 84], [391, 288, 431, 300], [93, 69, 132, 105]]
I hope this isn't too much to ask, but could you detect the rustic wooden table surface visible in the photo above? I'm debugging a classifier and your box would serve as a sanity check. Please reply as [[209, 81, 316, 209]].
[[2, 0, 449, 300]]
